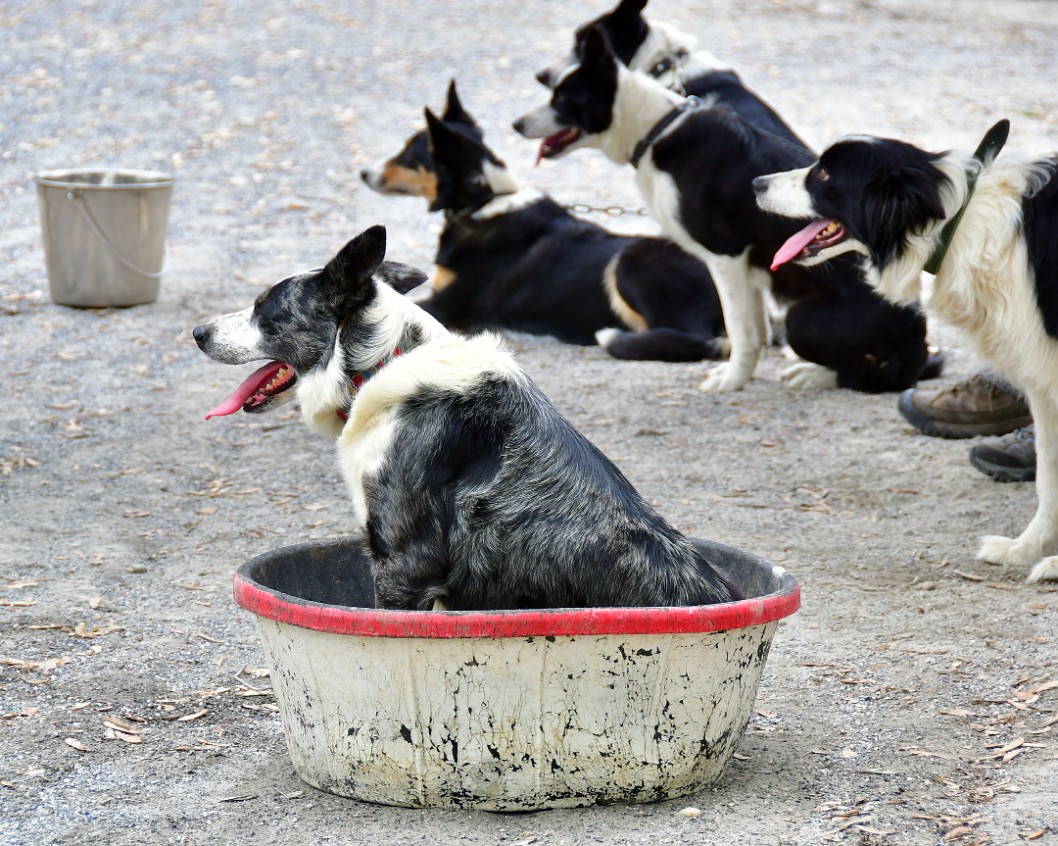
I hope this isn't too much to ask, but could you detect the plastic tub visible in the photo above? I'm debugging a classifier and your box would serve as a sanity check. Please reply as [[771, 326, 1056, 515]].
[[234, 536, 799, 810]]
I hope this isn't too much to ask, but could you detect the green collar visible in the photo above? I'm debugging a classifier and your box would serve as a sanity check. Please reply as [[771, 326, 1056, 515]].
[[923, 119, 1009, 275]]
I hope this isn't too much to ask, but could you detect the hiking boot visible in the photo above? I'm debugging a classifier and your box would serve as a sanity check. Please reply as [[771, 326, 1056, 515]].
[[969, 425, 1036, 483], [897, 373, 1031, 438]]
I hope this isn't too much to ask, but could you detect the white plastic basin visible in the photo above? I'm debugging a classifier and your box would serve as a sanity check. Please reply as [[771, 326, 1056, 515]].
[[234, 536, 799, 810]]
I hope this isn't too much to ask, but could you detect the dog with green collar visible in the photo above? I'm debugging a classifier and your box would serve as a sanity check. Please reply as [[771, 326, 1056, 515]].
[[756, 120, 1058, 583]]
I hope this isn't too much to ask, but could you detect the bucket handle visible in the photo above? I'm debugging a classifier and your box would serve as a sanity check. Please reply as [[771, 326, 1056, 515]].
[[67, 190, 166, 280]]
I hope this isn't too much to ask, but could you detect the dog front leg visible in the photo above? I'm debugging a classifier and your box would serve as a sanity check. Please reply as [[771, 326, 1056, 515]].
[[697, 250, 765, 393], [978, 390, 1058, 580]]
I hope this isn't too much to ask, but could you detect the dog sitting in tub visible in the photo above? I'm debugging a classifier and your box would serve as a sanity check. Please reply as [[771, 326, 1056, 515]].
[[194, 225, 740, 611]]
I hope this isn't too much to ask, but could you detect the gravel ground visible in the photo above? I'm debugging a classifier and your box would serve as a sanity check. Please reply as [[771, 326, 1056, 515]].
[[2, 1, 1057, 844]]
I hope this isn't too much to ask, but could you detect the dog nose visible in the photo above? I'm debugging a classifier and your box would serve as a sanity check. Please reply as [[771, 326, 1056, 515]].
[[359, 168, 372, 184], [512, 117, 527, 137], [192, 325, 207, 347], [751, 176, 767, 196], [535, 69, 552, 88]]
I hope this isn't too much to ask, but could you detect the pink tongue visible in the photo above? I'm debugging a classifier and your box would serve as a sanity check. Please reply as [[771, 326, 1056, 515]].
[[205, 361, 285, 420], [771, 219, 834, 271]]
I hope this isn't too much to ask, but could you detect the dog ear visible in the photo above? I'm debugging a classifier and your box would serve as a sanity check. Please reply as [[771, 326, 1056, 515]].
[[378, 261, 429, 295], [425, 108, 463, 212], [425, 108, 459, 158], [442, 80, 476, 128], [324, 225, 387, 311], [580, 24, 619, 80], [860, 165, 949, 266], [613, 0, 649, 21]]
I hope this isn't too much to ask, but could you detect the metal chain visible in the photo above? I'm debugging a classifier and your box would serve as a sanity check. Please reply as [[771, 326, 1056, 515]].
[[670, 51, 687, 98], [562, 201, 653, 218]]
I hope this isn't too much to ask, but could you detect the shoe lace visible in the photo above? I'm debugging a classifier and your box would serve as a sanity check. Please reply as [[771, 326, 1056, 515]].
[[1013, 426, 1035, 446], [948, 373, 1018, 408]]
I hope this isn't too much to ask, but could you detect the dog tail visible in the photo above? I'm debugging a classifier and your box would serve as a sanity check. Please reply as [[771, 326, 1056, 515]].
[[597, 327, 728, 362]]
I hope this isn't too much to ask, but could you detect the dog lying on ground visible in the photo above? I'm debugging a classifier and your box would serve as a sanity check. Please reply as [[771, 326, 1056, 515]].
[[755, 120, 1058, 583], [193, 225, 743, 608], [535, 0, 806, 150], [360, 81, 727, 361], [514, 26, 941, 394]]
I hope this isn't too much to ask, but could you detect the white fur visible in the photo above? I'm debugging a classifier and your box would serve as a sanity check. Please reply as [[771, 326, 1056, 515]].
[[482, 161, 520, 197], [336, 333, 522, 527], [865, 154, 972, 306], [298, 344, 350, 441], [514, 103, 571, 139], [599, 66, 684, 165], [473, 187, 544, 220], [352, 282, 447, 369], [755, 166, 818, 219], [298, 282, 448, 441], [200, 306, 264, 361], [781, 360, 839, 390]]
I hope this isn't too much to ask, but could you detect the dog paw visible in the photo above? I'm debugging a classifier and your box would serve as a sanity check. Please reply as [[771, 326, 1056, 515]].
[[1028, 556, 1058, 583], [698, 362, 748, 393], [781, 361, 839, 390], [595, 327, 623, 348], [977, 535, 1041, 568]]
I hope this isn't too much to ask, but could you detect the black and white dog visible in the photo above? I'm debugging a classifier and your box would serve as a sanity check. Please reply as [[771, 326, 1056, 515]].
[[535, 0, 805, 150], [755, 124, 1058, 583], [514, 26, 940, 394], [193, 225, 742, 608], [361, 82, 726, 361]]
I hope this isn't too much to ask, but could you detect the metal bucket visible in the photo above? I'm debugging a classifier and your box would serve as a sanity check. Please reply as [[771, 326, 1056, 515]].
[[33, 168, 174, 307]]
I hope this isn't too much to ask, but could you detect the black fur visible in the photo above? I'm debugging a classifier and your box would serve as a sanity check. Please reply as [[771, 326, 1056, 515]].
[[1021, 157, 1058, 338], [367, 375, 742, 610]]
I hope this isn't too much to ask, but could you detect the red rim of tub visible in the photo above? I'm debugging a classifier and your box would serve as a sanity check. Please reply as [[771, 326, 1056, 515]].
[[233, 558, 800, 640]]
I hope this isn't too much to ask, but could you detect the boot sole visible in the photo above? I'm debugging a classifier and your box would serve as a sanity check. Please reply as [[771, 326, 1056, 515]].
[[897, 390, 1032, 439], [967, 451, 1036, 483]]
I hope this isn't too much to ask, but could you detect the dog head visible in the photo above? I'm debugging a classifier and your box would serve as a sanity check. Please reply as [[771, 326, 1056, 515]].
[[513, 25, 621, 163], [536, 0, 651, 88], [424, 105, 518, 213], [359, 81, 481, 202], [755, 137, 953, 284], [193, 225, 427, 421]]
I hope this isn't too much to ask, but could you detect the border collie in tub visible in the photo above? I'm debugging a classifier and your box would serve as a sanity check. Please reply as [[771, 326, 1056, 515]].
[[193, 225, 742, 609]]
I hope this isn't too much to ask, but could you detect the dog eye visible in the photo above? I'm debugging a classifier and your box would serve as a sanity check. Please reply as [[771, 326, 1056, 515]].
[[816, 167, 830, 182]]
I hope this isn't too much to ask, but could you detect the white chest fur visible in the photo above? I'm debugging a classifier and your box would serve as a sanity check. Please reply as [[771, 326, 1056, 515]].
[[335, 404, 400, 528]]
